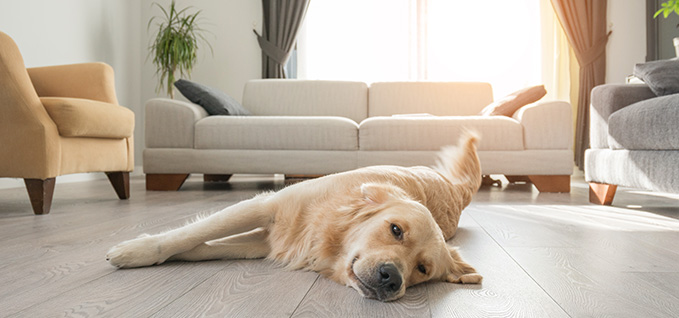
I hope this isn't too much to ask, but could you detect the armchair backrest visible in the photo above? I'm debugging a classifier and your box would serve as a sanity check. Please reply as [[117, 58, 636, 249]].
[[0, 31, 60, 179], [0, 31, 54, 123]]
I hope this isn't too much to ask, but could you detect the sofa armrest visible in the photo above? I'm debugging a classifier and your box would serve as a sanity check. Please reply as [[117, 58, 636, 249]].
[[589, 84, 656, 149], [27, 62, 119, 104], [513, 101, 572, 150], [145, 98, 208, 148]]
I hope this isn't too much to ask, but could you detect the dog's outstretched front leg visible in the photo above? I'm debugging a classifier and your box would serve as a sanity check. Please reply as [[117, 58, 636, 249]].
[[170, 228, 271, 261], [107, 194, 274, 268]]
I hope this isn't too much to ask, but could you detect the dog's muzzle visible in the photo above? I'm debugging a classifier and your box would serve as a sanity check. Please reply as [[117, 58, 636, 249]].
[[376, 263, 402, 299], [354, 261, 403, 301]]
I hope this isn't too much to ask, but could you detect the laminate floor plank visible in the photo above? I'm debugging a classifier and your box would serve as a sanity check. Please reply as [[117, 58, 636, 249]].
[[471, 205, 679, 272], [468, 205, 582, 248], [0, 200, 229, 315], [504, 247, 679, 318], [10, 261, 228, 318], [0, 190, 228, 273], [635, 272, 679, 301], [152, 259, 319, 317], [428, 208, 569, 318], [291, 275, 430, 318]]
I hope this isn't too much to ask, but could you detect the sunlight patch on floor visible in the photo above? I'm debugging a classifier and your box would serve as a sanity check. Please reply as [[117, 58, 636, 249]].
[[473, 204, 679, 232]]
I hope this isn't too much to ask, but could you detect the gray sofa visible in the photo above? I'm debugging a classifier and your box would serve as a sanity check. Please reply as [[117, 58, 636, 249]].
[[585, 83, 679, 204]]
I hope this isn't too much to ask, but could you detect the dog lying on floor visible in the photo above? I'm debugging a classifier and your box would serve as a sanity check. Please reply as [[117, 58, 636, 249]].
[[107, 133, 483, 302]]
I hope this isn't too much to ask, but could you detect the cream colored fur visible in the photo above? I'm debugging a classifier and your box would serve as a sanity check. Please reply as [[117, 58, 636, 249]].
[[107, 133, 482, 302]]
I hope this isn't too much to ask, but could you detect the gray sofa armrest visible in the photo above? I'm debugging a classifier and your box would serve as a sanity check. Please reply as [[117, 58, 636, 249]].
[[145, 98, 208, 148], [590, 84, 656, 149]]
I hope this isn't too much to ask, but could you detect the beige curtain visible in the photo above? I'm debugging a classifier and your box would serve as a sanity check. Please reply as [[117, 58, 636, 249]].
[[550, 0, 611, 170]]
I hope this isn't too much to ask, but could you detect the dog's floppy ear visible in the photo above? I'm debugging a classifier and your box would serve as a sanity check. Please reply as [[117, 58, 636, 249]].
[[360, 183, 409, 204], [444, 246, 483, 284], [360, 183, 394, 204]]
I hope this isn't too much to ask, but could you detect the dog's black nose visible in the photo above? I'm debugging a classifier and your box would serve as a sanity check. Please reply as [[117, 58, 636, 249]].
[[378, 263, 402, 292]]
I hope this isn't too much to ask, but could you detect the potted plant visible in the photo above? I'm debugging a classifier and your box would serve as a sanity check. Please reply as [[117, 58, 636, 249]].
[[655, 0, 679, 57], [148, 0, 211, 98]]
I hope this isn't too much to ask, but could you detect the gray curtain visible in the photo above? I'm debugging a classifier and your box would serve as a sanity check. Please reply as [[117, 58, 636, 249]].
[[255, 0, 310, 79]]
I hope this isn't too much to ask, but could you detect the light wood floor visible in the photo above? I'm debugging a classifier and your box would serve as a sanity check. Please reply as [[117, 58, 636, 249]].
[[1, 174, 678, 317]]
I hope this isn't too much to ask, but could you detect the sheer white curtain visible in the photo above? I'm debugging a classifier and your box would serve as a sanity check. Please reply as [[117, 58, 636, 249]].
[[297, 0, 562, 100]]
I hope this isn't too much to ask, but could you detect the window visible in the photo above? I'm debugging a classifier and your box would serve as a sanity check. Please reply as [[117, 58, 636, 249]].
[[297, 0, 543, 99]]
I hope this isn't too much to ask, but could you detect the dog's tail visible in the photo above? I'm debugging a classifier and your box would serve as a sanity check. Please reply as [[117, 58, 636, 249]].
[[433, 131, 482, 196]]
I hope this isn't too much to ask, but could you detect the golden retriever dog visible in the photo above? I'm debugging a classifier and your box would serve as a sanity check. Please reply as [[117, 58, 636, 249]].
[[107, 133, 483, 302]]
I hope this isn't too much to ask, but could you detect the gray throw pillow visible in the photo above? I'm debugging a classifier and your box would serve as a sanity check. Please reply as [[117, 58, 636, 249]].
[[174, 79, 251, 116], [633, 58, 679, 96]]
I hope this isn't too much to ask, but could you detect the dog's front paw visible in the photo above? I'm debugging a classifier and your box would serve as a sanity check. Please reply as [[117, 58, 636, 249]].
[[106, 235, 167, 268], [457, 273, 483, 284]]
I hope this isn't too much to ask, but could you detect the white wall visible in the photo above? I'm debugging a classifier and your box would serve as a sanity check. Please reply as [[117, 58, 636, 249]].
[[606, 0, 647, 83]]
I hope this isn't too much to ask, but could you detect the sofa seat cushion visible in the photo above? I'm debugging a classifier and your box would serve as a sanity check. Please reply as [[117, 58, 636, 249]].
[[194, 116, 359, 150], [41, 97, 134, 138], [608, 94, 679, 150], [359, 115, 524, 151]]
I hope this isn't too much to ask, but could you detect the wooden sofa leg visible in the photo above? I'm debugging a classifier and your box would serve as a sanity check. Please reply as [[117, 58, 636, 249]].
[[106, 172, 130, 199], [505, 175, 531, 184], [527, 175, 571, 193], [203, 174, 232, 182], [24, 178, 56, 215], [146, 173, 189, 191], [589, 182, 617, 205]]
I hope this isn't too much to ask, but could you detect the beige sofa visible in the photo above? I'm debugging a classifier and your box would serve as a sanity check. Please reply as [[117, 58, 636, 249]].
[[144, 80, 572, 191]]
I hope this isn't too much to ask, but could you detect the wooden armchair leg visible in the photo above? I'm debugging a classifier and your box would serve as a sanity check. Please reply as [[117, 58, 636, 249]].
[[527, 175, 571, 193], [24, 178, 56, 215], [106, 172, 130, 199], [146, 173, 190, 191], [589, 182, 617, 205]]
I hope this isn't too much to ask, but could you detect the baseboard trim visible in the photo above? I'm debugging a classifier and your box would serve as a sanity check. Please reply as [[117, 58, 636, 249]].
[[0, 166, 143, 190]]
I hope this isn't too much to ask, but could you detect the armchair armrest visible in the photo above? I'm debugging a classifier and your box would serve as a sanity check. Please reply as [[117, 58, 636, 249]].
[[145, 98, 208, 148], [41, 97, 134, 139], [27, 62, 119, 104], [589, 84, 656, 149], [513, 101, 572, 150]]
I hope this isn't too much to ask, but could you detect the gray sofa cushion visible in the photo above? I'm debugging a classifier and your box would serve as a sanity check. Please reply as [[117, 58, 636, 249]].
[[585, 149, 679, 194], [589, 84, 656, 149], [608, 94, 679, 150], [633, 58, 679, 96], [174, 79, 251, 116]]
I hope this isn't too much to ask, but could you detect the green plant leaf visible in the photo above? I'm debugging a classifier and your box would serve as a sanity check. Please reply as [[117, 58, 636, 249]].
[[148, 0, 211, 97]]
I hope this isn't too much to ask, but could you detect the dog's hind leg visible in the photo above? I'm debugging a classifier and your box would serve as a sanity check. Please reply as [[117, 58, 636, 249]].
[[169, 228, 271, 261], [107, 193, 275, 268]]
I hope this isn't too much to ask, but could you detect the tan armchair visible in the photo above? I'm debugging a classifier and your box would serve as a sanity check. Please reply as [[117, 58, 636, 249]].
[[0, 31, 134, 215]]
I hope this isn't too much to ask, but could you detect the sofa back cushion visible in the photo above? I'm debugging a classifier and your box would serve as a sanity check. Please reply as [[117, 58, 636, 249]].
[[242, 79, 368, 123], [368, 82, 493, 117]]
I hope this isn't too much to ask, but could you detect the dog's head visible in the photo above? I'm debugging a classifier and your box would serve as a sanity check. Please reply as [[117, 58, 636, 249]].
[[336, 183, 481, 302]]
